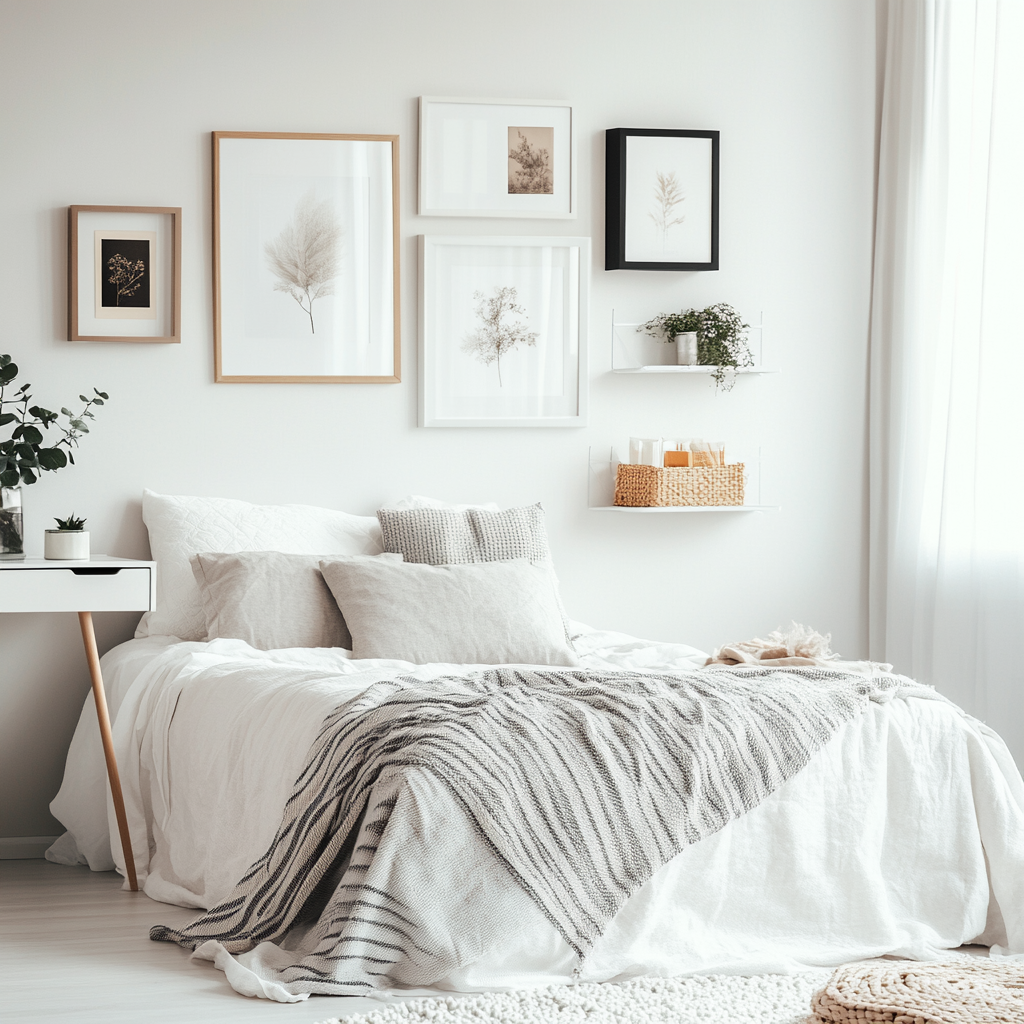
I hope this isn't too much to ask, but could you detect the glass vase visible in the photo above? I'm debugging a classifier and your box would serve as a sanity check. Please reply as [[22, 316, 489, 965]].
[[0, 484, 25, 559]]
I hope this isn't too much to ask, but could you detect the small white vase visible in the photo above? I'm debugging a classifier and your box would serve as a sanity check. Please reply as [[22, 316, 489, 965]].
[[673, 332, 699, 365], [44, 530, 90, 560]]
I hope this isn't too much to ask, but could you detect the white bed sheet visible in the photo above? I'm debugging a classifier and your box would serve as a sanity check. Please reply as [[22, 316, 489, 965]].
[[48, 626, 1024, 994]]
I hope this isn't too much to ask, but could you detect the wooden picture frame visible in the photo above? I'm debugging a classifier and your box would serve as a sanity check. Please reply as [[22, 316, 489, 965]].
[[213, 131, 401, 383], [68, 205, 181, 342], [419, 97, 574, 218], [605, 128, 719, 271], [419, 235, 589, 428]]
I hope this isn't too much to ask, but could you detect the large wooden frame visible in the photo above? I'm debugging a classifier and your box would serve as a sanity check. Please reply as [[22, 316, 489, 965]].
[[68, 205, 182, 343], [213, 131, 401, 383]]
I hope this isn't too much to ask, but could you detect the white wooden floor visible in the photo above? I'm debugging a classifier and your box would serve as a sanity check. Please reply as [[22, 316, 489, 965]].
[[1, 859, 403, 1024], [3, 858, 994, 1024]]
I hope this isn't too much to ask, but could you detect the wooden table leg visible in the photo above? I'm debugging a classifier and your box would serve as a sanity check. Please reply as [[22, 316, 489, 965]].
[[78, 611, 139, 892]]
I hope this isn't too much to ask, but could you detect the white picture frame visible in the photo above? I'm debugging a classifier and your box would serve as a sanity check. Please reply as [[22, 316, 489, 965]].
[[213, 132, 401, 383], [419, 235, 589, 428], [419, 97, 575, 218]]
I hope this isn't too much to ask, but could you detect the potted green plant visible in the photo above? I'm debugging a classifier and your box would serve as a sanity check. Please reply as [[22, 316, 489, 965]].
[[641, 303, 753, 388], [0, 354, 108, 559], [639, 310, 701, 365], [45, 514, 89, 560]]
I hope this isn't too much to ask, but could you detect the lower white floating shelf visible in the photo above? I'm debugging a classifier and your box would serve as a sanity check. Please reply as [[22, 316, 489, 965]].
[[591, 505, 780, 513]]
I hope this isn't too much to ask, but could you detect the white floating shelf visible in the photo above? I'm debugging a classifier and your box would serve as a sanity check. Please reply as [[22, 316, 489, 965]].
[[611, 365, 778, 375], [610, 310, 775, 375], [591, 505, 780, 513]]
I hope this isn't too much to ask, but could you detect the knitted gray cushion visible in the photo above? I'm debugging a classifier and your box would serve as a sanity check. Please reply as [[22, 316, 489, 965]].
[[375, 503, 551, 566]]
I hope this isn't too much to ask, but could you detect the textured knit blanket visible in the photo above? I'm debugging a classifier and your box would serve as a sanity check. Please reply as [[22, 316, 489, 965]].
[[151, 665, 925, 997]]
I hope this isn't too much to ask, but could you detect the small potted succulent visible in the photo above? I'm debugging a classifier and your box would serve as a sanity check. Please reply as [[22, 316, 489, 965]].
[[641, 303, 753, 388], [45, 514, 89, 560]]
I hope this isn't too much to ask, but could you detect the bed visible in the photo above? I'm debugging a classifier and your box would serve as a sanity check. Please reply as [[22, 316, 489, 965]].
[[46, 491, 1024, 1003]]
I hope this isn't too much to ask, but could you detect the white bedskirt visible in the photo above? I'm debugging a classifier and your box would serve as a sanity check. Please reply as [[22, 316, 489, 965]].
[[48, 628, 1024, 993]]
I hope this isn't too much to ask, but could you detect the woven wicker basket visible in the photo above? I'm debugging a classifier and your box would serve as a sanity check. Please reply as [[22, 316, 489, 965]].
[[614, 463, 745, 507]]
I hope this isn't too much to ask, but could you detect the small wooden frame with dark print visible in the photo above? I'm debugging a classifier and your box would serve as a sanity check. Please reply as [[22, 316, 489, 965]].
[[605, 129, 719, 272], [68, 205, 182, 342]]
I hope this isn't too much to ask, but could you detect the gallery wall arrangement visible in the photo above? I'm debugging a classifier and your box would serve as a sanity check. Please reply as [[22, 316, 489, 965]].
[[134, 104, 727, 419], [66, 106, 732, 438]]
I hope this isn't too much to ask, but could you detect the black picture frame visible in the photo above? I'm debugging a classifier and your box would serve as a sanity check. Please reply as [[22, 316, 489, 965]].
[[605, 128, 719, 272]]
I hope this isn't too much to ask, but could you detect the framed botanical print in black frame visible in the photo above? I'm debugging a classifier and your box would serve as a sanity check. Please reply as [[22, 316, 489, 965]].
[[605, 128, 719, 271]]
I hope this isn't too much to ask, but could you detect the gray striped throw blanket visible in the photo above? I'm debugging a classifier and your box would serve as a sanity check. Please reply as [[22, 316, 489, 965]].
[[151, 665, 925, 997]]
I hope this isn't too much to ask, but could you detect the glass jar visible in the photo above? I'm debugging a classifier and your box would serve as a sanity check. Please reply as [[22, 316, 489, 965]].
[[0, 484, 24, 559]]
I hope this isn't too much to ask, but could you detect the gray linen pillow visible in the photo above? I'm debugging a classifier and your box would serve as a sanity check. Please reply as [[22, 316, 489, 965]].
[[190, 550, 401, 651], [319, 557, 579, 667]]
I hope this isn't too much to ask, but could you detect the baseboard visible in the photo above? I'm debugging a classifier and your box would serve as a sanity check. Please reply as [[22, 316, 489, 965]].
[[0, 836, 61, 859]]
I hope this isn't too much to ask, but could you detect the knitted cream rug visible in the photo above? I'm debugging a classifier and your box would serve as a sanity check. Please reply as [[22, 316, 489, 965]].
[[811, 959, 1023, 1024], [315, 972, 833, 1024]]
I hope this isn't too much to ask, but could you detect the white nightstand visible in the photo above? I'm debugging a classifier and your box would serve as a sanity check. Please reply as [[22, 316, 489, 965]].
[[0, 556, 156, 890]]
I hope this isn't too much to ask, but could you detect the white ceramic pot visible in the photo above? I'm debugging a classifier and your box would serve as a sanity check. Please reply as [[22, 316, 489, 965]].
[[44, 530, 90, 560], [673, 332, 699, 365]]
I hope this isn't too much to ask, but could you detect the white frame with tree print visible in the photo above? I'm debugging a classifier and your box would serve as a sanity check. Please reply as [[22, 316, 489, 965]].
[[419, 236, 589, 428], [213, 131, 401, 383]]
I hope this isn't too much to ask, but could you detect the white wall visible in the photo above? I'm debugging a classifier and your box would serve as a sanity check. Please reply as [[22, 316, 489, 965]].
[[0, 0, 877, 838]]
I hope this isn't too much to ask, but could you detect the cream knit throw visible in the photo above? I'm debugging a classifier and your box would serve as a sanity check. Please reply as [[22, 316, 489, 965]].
[[811, 960, 1024, 1024]]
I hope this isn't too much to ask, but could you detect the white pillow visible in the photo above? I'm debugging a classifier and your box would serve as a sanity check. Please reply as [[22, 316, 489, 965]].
[[136, 490, 383, 641]]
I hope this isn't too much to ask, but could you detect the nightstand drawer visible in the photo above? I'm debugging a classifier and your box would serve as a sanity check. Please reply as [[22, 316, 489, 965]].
[[0, 566, 153, 613]]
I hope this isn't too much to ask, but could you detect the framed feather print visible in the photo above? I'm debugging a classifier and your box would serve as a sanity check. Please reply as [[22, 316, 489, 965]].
[[212, 132, 401, 383]]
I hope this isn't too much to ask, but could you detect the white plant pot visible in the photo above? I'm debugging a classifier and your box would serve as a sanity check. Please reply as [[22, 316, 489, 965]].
[[673, 333, 699, 365], [44, 530, 90, 560]]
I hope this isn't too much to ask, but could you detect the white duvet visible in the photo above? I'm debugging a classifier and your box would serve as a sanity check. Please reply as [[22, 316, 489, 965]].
[[48, 625, 1024, 998]]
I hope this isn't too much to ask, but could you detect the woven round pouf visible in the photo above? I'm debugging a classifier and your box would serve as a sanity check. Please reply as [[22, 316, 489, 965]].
[[810, 960, 1024, 1024]]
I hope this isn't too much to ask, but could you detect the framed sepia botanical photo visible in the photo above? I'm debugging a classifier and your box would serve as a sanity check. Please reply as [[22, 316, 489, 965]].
[[605, 128, 719, 271], [68, 205, 181, 342], [419, 235, 589, 427], [419, 98, 574, 218], [213, 131, 401, 383]]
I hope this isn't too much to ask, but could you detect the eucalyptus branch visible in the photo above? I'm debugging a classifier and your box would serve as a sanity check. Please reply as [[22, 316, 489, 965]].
[[0, 354, 108, 487]]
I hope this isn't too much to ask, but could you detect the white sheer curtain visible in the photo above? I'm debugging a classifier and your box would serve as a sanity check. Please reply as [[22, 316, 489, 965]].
[[870, 0, 1024, 768]]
